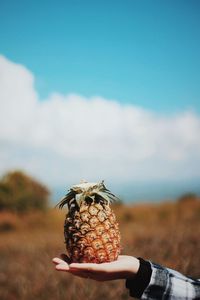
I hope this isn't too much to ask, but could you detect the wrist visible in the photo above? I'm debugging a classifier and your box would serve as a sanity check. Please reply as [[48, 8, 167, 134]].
[[124, 256, 140, 279]]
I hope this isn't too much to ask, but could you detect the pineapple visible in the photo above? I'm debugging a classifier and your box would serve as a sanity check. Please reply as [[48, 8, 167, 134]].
[[57, 180, 121, 263]]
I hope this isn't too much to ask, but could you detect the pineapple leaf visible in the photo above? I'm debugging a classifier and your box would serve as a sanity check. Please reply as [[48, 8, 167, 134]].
[[96, 191, 112, 203], [104, 190, 120, 202], [56, 190, 76, 209], [75, 194, 86, 207], [99, 182, 119, 200], [99, 184, 120, 203]]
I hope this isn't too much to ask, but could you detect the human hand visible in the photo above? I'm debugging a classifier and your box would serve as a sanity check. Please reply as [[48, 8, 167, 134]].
[[52, 255, 140, 281]]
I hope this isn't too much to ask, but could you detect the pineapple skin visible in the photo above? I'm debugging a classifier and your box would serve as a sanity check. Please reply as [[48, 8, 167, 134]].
[[58, 181, 121, 263]]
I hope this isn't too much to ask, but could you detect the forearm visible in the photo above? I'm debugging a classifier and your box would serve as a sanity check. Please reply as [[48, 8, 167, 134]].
[[126, 258, 200, 299]]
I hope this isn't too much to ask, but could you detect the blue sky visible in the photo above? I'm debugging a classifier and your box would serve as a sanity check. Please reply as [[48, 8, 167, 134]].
[[0, 1, 200, 201], [0, 0, 200, 113]]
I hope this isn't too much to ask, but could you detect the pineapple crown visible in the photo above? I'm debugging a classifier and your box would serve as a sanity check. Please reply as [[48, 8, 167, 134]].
[[57, 180, 119, 209]]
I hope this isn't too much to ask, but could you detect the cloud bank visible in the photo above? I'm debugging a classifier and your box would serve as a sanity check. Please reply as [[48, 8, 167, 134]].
[[0, 55, 200, 195]]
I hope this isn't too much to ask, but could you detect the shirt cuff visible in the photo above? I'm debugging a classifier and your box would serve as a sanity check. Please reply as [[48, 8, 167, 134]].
[[125, 257, 152, 298]]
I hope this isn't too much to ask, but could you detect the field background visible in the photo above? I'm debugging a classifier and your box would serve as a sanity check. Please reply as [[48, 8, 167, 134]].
[[1, 1, 200, 299], [1, 197, 200, 300]]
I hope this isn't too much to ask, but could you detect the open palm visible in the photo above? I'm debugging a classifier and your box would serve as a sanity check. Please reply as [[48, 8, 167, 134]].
[[52, 255, 139, 281]]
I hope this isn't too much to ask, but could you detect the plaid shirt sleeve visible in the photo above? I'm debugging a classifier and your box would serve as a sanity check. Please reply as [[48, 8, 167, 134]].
[[126, 258, 200, 299]]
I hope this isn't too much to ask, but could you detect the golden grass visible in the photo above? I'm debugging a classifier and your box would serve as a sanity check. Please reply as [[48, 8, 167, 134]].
[[0, 198, 200, 300]]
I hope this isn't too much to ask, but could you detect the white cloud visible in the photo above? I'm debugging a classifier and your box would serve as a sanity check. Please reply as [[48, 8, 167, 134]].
[[0, 54, 200, 190]]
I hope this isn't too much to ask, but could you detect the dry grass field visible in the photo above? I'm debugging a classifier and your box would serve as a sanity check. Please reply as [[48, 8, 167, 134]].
[[0, 197, 200, 300]]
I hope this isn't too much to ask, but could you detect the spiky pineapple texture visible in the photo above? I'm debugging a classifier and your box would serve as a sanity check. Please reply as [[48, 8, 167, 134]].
[[58, 181, 121, 263]]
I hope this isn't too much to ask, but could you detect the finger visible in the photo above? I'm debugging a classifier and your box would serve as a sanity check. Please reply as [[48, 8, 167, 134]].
[[69, 262, 109, 272], [69, 263, 98, 271], [55, 263, 70, 271], [52, 257, 65, 265], [70, 260, 127, 274]]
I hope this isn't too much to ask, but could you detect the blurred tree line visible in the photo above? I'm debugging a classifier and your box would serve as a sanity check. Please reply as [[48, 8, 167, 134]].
[[0, 171, 50, 212]]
